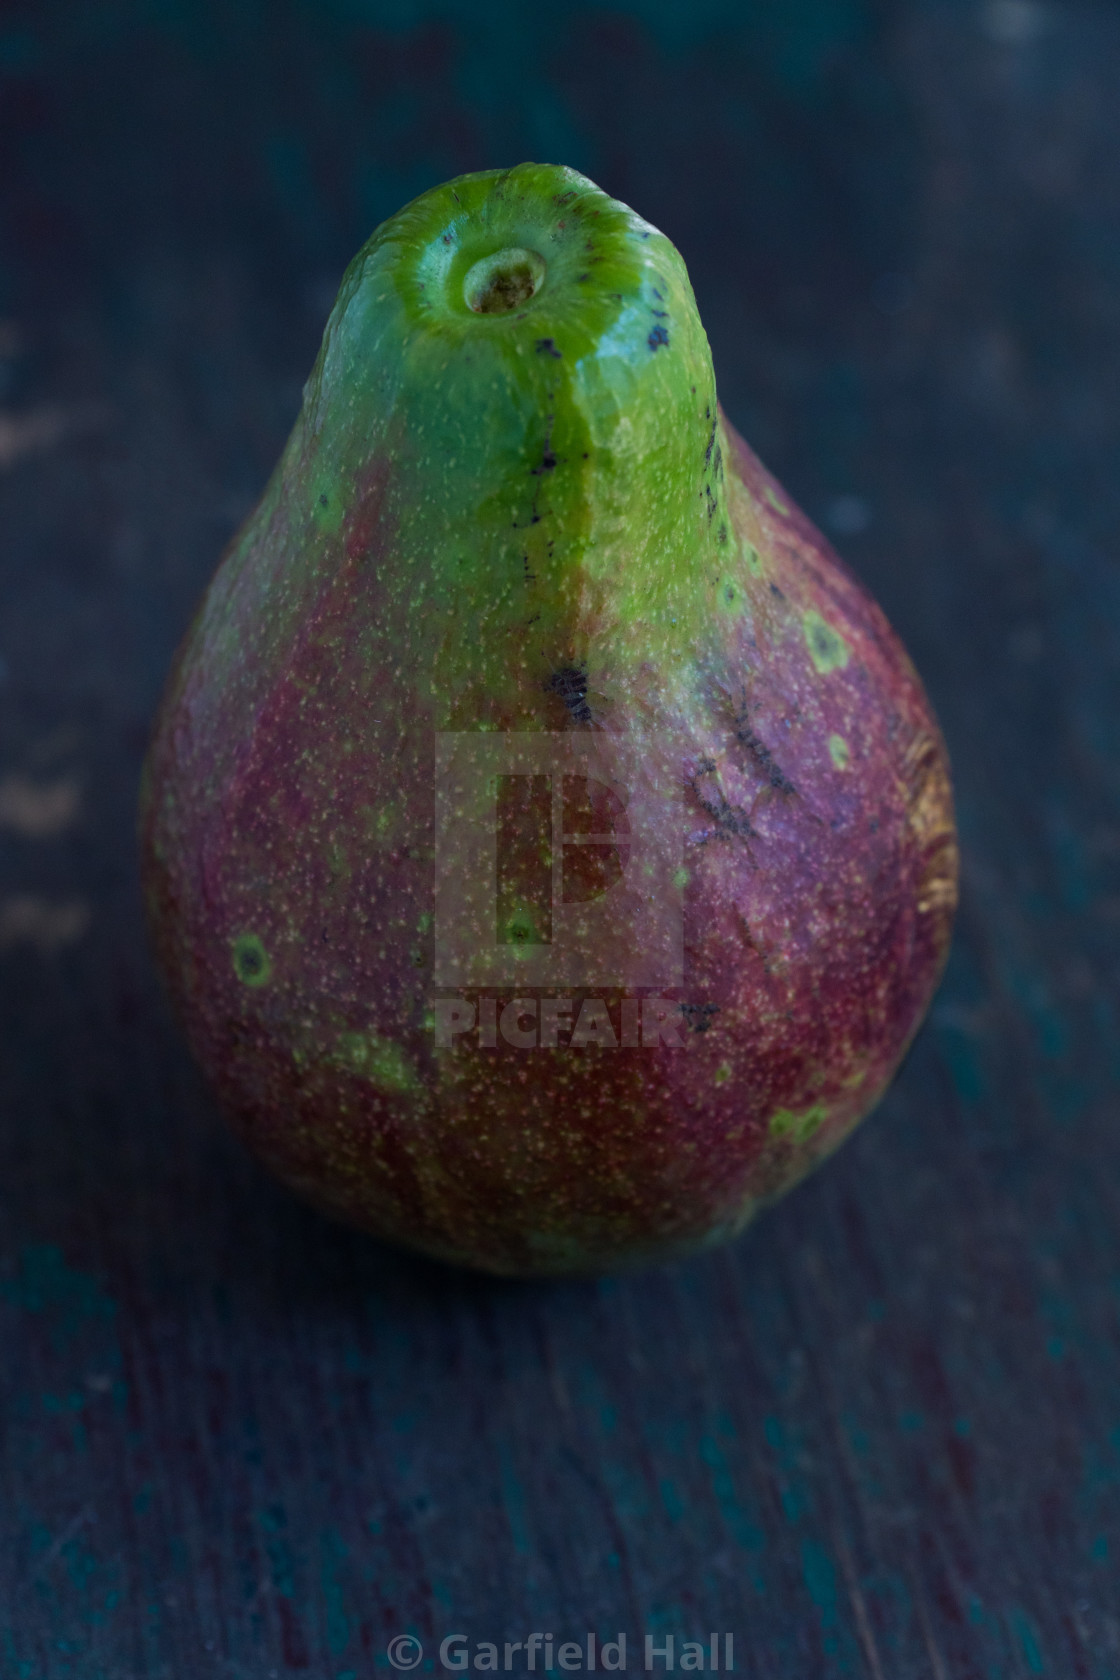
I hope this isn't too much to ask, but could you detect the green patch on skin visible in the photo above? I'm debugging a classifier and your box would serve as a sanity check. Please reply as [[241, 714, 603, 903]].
[[804, 610, 851, 674], [310, 478, 345, 534], [336, 1032, 420, 1093], [763, 485, 789, 516], [829, 734, 850, 769], [232, 932, 271, 987], [769, 1103, 828, 1144], [743, 542, 764, 577], [503, 906, 546, 946], [363, 803, 403, 848], [327, 842, 354, 886], [673, 866, 690, 888], [714, 1062, 732, 1085]]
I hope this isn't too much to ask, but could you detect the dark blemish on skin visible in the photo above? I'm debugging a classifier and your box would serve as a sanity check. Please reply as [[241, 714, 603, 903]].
[[442, 233, 452, 244], [641, 231, 650, 239], [554, 190, 577, 206], [680, 1002, 720, 1033], [547, 665, 593, 724], [648, 324, 669, 351], [578, 273, 590, 282], [713, 444, 723, 480], [536, 338, 562, 358], [232, 933, 271, 987], [770, 583, 784, 598], [704, 419, 717, 466], [705, 485, 718, 521], [531, 414, 558, 475], [689, 762, 757, 841], [718, 523, 728, 544], [652, 287, 664, 300], [512, 490, 545, 527], [319, 494, 328, 507], [735, 910, 770, 963], [651, 309, 668, 319], [734, 702, 797, 795], [522, 554, 537, 582]]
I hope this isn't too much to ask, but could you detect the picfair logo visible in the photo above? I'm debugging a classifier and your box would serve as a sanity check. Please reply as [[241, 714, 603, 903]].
[[432, 993, 686, 1050], [434, 733, 683, 989]]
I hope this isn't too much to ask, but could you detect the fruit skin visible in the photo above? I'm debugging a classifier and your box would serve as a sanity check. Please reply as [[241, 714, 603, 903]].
[[140, 163, 958, 1277]]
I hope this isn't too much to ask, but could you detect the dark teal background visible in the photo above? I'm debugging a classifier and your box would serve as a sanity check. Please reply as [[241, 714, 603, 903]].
[[1, 2, 1119, 1675]]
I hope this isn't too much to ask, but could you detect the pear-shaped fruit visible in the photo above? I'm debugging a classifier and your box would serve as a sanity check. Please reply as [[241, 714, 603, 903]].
[[140, 163, 958, 1276]]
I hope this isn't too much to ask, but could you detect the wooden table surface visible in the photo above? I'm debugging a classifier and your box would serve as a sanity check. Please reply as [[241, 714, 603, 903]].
[[2, 2, 1118, 1675]]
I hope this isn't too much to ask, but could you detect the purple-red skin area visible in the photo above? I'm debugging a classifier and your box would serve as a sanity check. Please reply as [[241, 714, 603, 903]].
[[140, 411, 957, 1276]]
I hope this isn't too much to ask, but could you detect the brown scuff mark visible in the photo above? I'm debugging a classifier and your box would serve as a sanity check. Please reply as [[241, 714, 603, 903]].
[[900, 732, 951, 842], [898, 730, 959, 924]]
